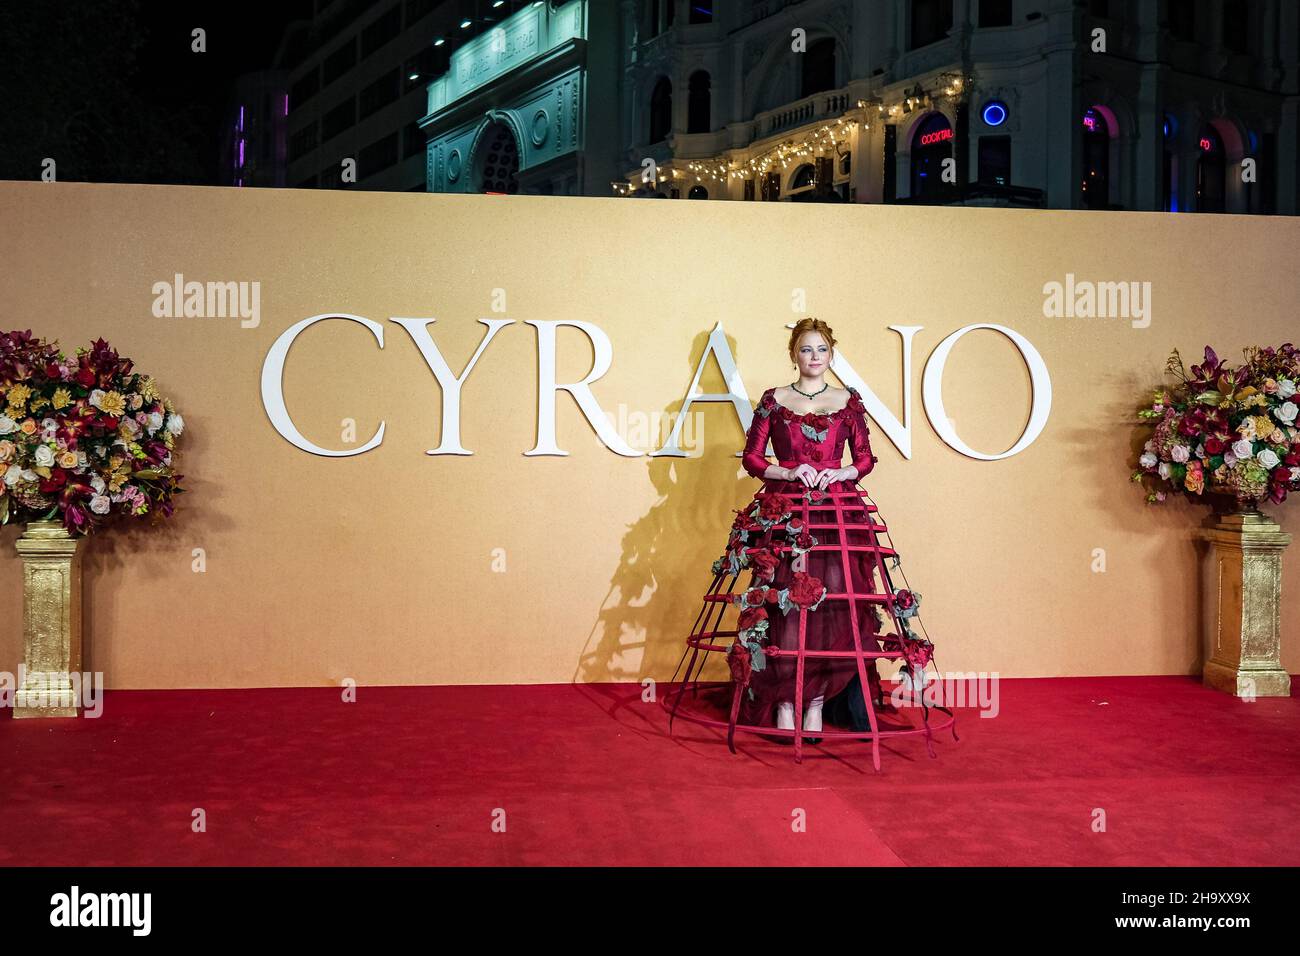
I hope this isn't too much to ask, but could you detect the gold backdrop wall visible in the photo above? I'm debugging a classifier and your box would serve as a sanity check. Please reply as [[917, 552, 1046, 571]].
[[0, 180, 1297, 688]]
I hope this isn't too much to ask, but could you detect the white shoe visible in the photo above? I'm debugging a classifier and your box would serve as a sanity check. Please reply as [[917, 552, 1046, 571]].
[[776, 702, 795, 731], [803, 697, 824, 733]]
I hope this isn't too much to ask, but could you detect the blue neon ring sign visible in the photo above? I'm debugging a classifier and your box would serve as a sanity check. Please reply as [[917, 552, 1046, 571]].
[[981, 101, 1008, 127]]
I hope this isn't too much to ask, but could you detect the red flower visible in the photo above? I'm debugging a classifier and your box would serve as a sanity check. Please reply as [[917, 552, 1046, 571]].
[[847, 390, 866, 414], [727, 641, 753, 687], [738, 605, 768, 630], [764, 588, 780, 604], [795, 531, 815, 550], [788, 571, 825, 609], [757, 491, 788, 521], [743, 588, 767, 608], [809, 414, 831, 432], [1205, 437, 1226, 456], [894, 589, 916, 610], [750, 549, 779, 580], [38, 468, 68, 493], [75, 366, 96, 387]]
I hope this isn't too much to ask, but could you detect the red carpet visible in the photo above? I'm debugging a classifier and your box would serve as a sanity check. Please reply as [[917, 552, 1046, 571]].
[[2, 676, 1297, 866]]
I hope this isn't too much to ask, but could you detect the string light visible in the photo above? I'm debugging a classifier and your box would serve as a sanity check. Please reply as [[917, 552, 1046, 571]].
[[610, 73, 974, 196]]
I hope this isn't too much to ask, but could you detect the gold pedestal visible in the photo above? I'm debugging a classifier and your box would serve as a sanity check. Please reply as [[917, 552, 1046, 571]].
[[1196, 509, 1292, 698], [12, 519, 83, 718]]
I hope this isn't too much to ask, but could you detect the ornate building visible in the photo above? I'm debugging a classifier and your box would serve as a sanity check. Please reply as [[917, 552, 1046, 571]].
[[616, 0, 1300, 213], [419, 0, 623, 195]]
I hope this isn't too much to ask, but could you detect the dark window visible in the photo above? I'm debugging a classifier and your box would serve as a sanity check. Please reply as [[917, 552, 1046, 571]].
[[322, 97, 356, 142], [405, 0, 436, 25], [1222, 0, 1249, 54], [688, 3, 713, 24], [1168, 1, 1195, 41], [290, 68, 320, 108], [979, 0, 1012, 28], [977, 135, 1011, 185], [791, 164, 817, 190], [883, 124, 897, 201], [1081, 107, 1110, 209], [323, 38, 357, 86], [362, 5, 402, 58], [688, 185, 709, 199], [404, 46, 441, 90], [687, 71, 711, 133], [359, 70, 400, 119], [839, 151, 852, 175], [1196, 126, 1225, 212], [910, 0, 953, 50], [801, 38, 837, 97], [403, 120, 425, 159], [743, 178, 755, 201], [649, 77, 672, 143], [289, 122, 318, 162], [359, 132, 399, 176], [910, 113, 953, 198], [761, 171, 781, 201], [1087, 0, 1110, 17]]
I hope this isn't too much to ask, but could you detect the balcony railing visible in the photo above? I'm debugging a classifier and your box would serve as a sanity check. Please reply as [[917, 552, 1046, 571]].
[[756, 89, 852, 138]]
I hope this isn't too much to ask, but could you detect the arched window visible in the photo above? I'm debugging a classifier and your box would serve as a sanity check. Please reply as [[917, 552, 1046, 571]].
[[687, 185, 708, 199], [1080, 107, 1110, 209], [910, 112, 953, 199], [687, 71, 711, 134], [1196, 126, 1225, 213], [801, 37, 837, 97], [476, 121, 519, 194], [649, 77, 672, 143], [791, 164, 817, 190]]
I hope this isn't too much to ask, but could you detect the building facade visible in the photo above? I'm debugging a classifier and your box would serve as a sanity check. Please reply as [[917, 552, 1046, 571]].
[[617, 0, 1300, 213], [418, 0, 624, 196]]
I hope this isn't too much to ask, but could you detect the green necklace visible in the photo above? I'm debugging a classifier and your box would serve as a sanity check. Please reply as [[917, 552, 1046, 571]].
[[790, 381, 829, 399]]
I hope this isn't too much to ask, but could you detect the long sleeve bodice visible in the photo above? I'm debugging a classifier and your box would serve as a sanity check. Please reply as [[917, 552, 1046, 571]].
[[742, 386, 875, 481]]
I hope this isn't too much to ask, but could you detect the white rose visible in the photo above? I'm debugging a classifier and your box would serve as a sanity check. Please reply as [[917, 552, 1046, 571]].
[[1171, 444, 1190, 463], [1292, 466, 1300, 482], [90, 475, 106, 495], [1143, 440, 1155, 454], [0, 416, 16, 435], [3, 463, 21, 486], [1275, 401, 1297, 425], [1278, 379, 1297, 399], [33, 444, 55, 467], [1158, 461, 1171, 479], [146, 411, 164, 435], [89, 494, 111, 515], [88, 389, 106, 409], [1224, 451, 1238, 466], [1139, 451, 1158, 469], [164, 412, 184, 436], [1257, 448, 1281, 470], [1232, 438, 1254, 459]]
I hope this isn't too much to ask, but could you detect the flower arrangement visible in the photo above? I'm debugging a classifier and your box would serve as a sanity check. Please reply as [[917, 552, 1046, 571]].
[[0, 329, 186, 535], [1132, 344, 1300, 507]]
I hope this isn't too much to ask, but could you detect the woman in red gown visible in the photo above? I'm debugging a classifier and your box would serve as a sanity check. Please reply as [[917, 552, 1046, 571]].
[[728, 318, 887, 736]]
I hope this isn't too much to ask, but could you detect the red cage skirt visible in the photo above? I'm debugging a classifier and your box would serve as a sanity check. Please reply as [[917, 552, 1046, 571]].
[[664, 467, 956, 769]]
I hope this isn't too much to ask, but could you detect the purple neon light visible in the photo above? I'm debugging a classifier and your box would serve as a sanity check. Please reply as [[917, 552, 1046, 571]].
[[239, 138, 245, 167], [238, 105, 244, 132]]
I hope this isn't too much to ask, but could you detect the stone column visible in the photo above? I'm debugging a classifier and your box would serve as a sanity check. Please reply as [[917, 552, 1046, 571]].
[[12, 519, 83, 718], [1197, 510, 1292, 698]]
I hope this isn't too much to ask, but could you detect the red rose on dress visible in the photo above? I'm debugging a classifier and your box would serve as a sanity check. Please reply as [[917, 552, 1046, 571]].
[[743, 588, 767, 607], [780, 407, 794, 422], [750, 549, 779, 580], [847, 390, 866, 414], [904, 639, 934, 669], [738, 605, 768, 630], [757, 491, 788, 521], [786, 516, 805, 534], [795, 530, 814, 550], [809, 414, 831, 432], [765, 588, 780, 603], [788, 571, 826, 609], [727, 641, 753, 687], [894, 589, 916, 610], [763, 645, 781, 659], [806, 488, 825, 503]]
